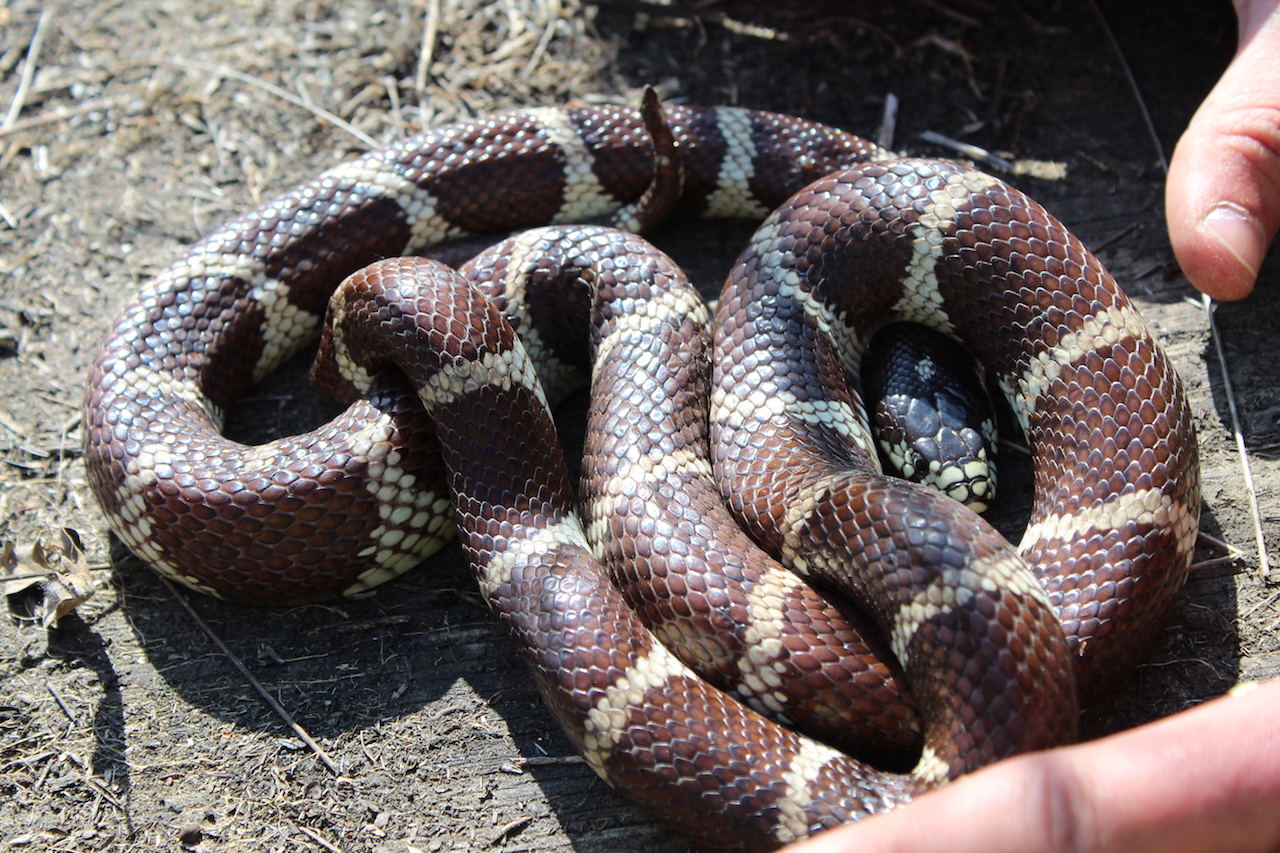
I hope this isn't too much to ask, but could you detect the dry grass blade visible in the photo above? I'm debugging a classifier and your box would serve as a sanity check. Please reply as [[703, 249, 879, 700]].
[[2, 9, 52, 130], [0, 98, 120, 139], [1204, 294, 1271, 578], [416, 0, 442, 101], [295, 824, 345, 852], [159, 577, 342, 775], [156, 56, 378, 149], [1088, 0, 1167, 173], [1197, 530, 1244, 557], [918, 130, 1013, 171], [1242, 589, 1280, 620]]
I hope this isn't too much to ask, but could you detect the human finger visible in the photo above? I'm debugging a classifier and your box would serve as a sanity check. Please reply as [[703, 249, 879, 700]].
[[1166, 0, 1280, 299], [783, 679, 1280, 853]]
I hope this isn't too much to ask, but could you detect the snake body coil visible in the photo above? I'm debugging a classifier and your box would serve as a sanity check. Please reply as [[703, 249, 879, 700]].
[[84, 102, 884, 603], [83, 102, 1201, 850]]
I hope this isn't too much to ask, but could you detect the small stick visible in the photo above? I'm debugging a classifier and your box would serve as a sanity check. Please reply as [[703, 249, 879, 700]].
[[1188, 554, 1243, 572], [295, 824, 344, 852], [876, 93, 898, 151], [2, 9, 52, 130], [3, 566, 114, 583], [160, 56, 377, 149], [1088, 0, 1167, 173], [1242, 589, 1280, 619], [1197, 530, 1244, 558], [0, 98, 120, 139], [918, 130, 1013, 172], [1203, 295, 1271, 578], [384, 75, 405, 134], [415, 0, 442, 102], [1091, 222, 1141, 254], [524, 12, 559, 77], [159, 577, 342, 775], [45, 681, 78, 724]]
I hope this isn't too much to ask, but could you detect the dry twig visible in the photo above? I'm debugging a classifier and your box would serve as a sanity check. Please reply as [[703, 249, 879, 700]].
[[156, 56, 378, 149], [0, 98, 119, 140], [159, 577, 343, 775], [1087, 0, 1166, 172], [295, 824, 345, 852], [1204, 295, 1272, 578], [2, 9, 53, 130], [416, 0, 442, 102]]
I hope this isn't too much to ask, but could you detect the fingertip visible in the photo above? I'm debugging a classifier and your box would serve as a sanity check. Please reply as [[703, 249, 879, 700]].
[[1166, 126, 1268, 300], [1162, 2, 1280, 300], [1172, 200, 1265, 300]]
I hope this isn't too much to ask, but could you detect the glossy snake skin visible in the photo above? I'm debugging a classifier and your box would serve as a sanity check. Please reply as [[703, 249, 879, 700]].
[[83, 101, 1201, 850], [711, 161, 1201, 691], [84, 100, 884, 603]]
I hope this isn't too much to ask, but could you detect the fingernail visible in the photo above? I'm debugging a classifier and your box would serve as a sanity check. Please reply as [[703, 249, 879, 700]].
[[1202, 202, 1264, 277]]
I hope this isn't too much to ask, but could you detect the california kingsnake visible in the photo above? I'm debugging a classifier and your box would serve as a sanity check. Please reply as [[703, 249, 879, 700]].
[[83, 100, 1201, 850]]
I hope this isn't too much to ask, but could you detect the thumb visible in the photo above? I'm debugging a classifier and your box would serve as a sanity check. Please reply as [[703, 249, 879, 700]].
[[1166, 0, 1280, 300]]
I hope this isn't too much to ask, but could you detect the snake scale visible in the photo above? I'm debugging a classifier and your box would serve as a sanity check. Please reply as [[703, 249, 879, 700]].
[[83, 97, 1201, 850]]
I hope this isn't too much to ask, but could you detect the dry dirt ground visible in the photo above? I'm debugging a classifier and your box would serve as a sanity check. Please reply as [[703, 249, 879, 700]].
[[1, 0, 1278, 851]]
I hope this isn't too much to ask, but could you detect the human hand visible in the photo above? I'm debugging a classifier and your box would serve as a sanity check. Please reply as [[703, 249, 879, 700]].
[[1167, 0, 1280, 299], [782, 678, 1280, 853]]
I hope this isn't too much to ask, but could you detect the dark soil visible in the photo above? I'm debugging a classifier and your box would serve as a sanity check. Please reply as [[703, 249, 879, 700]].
[[1, 1, 1277, 851]]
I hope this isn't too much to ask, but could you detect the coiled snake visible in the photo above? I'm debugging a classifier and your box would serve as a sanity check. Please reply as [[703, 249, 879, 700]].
[[83, 97, 1201, 851]]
